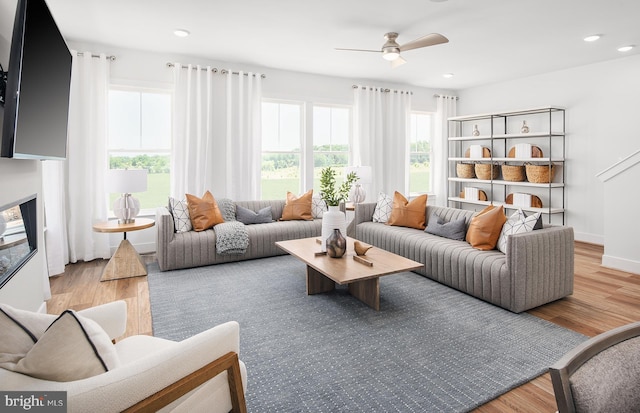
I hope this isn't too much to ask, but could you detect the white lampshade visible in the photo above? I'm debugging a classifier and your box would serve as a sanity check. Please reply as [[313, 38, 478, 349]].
[[107, 169, 147, 224], [107, 169, 148, 194], [344, 166, 372, 184]]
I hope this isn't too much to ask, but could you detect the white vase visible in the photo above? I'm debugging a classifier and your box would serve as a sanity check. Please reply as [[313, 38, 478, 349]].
[[321, 206, 346, 252]]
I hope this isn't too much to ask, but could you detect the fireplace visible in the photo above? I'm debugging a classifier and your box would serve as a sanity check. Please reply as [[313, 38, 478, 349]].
[[0, 194, 37, 288]]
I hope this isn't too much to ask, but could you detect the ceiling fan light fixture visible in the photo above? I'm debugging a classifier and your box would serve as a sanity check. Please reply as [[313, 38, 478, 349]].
[[382, 48, 400, 61]]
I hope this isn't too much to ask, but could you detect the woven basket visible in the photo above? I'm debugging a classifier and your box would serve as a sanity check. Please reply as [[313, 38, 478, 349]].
[[456, 162, 476, 178], [474, 163, 500, 180], [525, 164, 556, 183], [501, 164, 526, 182]]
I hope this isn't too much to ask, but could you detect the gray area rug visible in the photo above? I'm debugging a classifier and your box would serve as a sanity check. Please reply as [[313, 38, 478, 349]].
[[147, 255, 586, 412]]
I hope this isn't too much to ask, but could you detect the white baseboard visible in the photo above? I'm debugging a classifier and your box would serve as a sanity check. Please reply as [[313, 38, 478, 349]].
[[38, 301, 48, 314], [574, 231, 604, 245], [602, 254, 640, 275]]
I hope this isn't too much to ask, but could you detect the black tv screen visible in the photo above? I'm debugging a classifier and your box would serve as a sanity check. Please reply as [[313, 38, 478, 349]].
[[0, 0, 72, 160]]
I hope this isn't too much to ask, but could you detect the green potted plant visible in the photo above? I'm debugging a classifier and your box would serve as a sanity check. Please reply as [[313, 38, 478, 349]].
[[319, 167, 358, 252], [319, 167, 358, 207]]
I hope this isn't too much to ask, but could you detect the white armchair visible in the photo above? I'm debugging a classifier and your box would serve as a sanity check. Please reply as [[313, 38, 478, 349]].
[[0, 300, 247, 413]]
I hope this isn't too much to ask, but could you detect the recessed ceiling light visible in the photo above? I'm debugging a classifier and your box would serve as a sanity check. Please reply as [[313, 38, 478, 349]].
[[583, 34, 601, 42], [443, 73, 454, 78], [173, 29, 190, 38], [617, 45, 634, 52]]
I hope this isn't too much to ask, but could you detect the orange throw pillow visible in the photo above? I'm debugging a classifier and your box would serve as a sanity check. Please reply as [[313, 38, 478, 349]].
[[185, 191, 225, 231], [466, 205, 507, 250], [281, 190, 313, 221], [386, 192, 428, 230]]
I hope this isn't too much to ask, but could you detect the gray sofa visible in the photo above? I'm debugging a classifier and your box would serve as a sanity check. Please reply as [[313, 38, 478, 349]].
[[347, 203, 574, 313], [156, 200, 322, 271]]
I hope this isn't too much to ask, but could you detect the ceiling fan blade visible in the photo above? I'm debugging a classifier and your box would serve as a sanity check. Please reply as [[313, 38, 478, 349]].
[[391, 56, 407, 69], [399, 33, 448, 52], [335, 48, 381, 53]]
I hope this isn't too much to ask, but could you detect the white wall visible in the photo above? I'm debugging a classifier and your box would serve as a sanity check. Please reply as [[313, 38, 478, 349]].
[[0, 3, 48, 311], [458, 54, 640, 245]]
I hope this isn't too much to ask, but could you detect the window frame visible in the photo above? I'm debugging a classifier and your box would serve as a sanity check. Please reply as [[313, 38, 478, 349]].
[[408, 111, 434, 196]]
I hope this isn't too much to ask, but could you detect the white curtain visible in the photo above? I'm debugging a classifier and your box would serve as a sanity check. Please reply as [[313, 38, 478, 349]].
[[171, 65, 262, 200], [352, 86, 411, 198], [225, 71, 262, 201], [434, 95, 458, 206], [43, 52, 111, 274], [171, 64, 216, 198]]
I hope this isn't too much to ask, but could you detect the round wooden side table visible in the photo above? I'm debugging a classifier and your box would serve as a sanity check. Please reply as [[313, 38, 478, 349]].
[[92, 218, 155, 282]]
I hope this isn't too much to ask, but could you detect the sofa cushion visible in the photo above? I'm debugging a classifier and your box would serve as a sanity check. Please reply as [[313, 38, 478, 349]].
[[425, 213, 467, 241], [497, 209, 541, 253], [0, 305, 56, 367], [386, 192, 427, 230], [281, 190, 313, 221], [1, 309, 120, 382], [236, 205, 273, 225], [217, 198, 237, 222], [466, 205, 507, 251], [372, 192, 393, 223], [312, 195, 327, 219], [186, 191, 225, 231], [168, 197, 193, 233]]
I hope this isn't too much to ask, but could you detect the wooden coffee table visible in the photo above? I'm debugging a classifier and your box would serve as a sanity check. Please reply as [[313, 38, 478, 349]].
[[276, 237, 422, 310]]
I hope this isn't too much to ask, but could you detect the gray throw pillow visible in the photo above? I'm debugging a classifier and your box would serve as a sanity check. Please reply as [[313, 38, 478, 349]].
[[236, 205, 272, 225], [425, 213, 467, 241], [216, 198, 237, 222]]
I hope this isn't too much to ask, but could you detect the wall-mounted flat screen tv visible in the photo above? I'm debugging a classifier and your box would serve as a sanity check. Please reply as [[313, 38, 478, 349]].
[[0, 0, 72, 160]]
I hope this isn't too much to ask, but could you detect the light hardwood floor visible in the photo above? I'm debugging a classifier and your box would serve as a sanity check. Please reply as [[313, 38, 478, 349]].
[[47, 242, 640, 412]]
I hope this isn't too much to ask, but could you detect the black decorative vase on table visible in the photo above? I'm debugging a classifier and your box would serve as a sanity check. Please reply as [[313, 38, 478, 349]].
[[326, 228, 346, 258]]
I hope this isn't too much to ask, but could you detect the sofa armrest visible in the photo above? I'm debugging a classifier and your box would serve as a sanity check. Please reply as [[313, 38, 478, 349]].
[[347, 203, 377, 238], [156, 207, 175, 271], [77, 300, 127, 341], [507, 226, 575, 312]]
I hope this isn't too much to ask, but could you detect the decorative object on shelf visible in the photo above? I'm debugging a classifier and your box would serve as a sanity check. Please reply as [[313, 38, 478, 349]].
[[474, 163, 500, 180], [508, 145, 543, 158], [520, 120, 530, 133], [345, 165, 372, 204], [459, 188, 488, 201], [326, 228, 346, 258], [525, 164, 556, 183], [319, 167, 357, 251], [354, 240, 373, 256], [465, 146, 491, 158], [506, 193, 543, 208], [108, 169, 148, 224], [472, 124, 480, 136], [456, 162, 476, 178], [501, 164, 526, 182]]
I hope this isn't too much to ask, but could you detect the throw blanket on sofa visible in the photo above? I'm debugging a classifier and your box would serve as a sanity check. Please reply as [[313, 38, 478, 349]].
[[214, 221, 249, 255]]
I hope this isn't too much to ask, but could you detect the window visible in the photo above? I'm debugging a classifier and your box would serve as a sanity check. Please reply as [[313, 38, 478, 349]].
[[409, 112, 433, 194], [108, 88, 172, 210], [261, 101, 303, 199], [312, 105, 350, 190]]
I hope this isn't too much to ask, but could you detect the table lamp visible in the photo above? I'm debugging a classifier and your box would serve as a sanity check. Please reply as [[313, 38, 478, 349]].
[[108, 169, 148, 224], [345, 166, 372, 204]]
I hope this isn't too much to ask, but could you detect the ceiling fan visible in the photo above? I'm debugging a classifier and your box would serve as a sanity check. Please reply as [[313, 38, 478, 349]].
[[336, 32, 448, 68]]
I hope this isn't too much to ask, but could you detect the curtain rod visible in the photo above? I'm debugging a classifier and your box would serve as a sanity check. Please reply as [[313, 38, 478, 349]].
[[76, 52, 116, 61], [433, 94, 459, 100], [352, 85, 413, 95], [166, 62, 266, 78]]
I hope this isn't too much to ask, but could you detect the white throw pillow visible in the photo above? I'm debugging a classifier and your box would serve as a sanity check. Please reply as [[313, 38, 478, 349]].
[[372, 192, 393, 223], [0, 306, 120, 382], [497, 209, 541, 253], [312, 195, 327, 219], [168, 197, 192, 233]]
